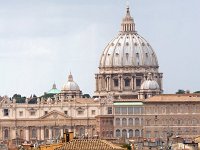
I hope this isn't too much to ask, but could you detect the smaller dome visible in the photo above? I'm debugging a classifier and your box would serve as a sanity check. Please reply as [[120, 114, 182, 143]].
[[141, 73, 160, 90], [62, 73, 80, 91], [47, 83, 60, 94]]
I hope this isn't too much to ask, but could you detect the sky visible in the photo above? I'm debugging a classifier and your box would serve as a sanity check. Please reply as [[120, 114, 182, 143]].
[[0, 0, 200, 97]]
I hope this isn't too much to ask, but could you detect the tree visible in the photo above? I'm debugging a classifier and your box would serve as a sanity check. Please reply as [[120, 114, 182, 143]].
[[194, 91, 200, 93], [12, 94, 26, 103], [83, 94, 91, 98], [175, 89, 185, 94]]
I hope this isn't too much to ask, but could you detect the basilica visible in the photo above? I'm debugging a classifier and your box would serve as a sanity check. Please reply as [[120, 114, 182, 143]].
[[0, 5, 200, 147]]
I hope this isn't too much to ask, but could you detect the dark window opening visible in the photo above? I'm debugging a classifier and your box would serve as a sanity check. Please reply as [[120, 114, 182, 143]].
[[114, 79, 119, 87], [136, 79, 141, 87], [125, 78, 130, 87], [107, 107, 112, 114], [4, 109, 9, 116]]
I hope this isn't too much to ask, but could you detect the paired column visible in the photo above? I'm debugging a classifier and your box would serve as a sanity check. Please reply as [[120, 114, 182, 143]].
[[41, 126, 44, 140], [49, 127, 52, 139], [25, 127, 29, 141]]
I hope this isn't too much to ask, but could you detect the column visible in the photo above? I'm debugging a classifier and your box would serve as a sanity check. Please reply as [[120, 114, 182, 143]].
[[95, 75, 98, 91], [49, 127, 52, 139], [37, 127, 41, 141], [108, 75, 111, 91], [60, 127, 64, 138], [99, 76, 102, 91], [131, 75, 134, 90], [25, 127, 29, 141], [134, 76, 136, 90], [121, 75, 123, 91], [41, 126, 44, 140]]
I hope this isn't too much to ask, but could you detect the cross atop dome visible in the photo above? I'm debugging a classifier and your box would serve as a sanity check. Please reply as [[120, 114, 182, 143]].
[[121, 4, 135, 33]]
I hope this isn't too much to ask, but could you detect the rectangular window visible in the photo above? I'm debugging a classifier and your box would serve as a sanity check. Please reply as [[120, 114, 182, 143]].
[[115, 107, 121, 114], [107, 107, 112, 114], [19, 111, 23, 116], [30, 111, 35, 116], [44, 111, 48, 115], [3, 109, 9, 116], [121, 107, 127, 114], [114, 79, 119, 87], [128, 107, 133, 114], [78, 110, 84, 115], [91, 110, 96, 115], [136, 79, 141, 87], [134, 107, 140, 114], [64, 111, 68, 115]]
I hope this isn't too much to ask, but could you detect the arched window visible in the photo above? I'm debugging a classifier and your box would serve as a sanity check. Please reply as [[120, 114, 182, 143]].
[[116, 129, 121, 137], [128, 118, 133, 126], [135, 118, 140, 126], [4, 129, 9, 140], [122, 118, 127, 126], [116, 118, 120, 126], [128, 129, 133, 138], [31, 128, 37, 138], [124, 78, 130, 87], [122, 129, 127, 138], [45, 128, 49, 139], [135, 129, 140, 137]]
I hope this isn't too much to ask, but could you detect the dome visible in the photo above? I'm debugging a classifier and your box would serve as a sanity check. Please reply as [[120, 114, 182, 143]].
[[99, 6, 158, 68], [47, 83, 60, 94], [62, 73, 80, 91], [140, 73, 160, 90]]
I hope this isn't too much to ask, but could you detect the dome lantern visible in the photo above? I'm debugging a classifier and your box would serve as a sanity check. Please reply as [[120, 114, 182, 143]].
[[121, 6, 135, 33]]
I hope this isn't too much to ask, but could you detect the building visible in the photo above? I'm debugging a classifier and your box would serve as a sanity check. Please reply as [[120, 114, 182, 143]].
[[0, 4, 199, 147]]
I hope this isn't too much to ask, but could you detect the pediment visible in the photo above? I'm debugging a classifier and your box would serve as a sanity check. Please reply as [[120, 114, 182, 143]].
[[39, 110, 69, 120]]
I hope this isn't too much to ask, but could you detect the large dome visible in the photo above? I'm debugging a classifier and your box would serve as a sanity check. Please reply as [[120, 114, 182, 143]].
[[94, 6, 163, 99], [99, 33, 158, 68], [99, 7, 158, 68]]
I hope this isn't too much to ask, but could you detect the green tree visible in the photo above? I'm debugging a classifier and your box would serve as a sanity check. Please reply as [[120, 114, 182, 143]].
[[176, 89, 185, 94], [194, 91, 200, 93]]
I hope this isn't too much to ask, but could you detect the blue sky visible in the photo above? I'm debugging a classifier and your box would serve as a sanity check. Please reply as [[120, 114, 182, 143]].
[[0, 0, 200, 97]]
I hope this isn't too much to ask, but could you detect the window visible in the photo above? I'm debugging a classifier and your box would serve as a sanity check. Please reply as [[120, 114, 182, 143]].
[[91, 110, 96, 115], [125, 78, 130, 87], [122, 118, 127, 126], [128, 129, 133, 138], [115, 107, 121, 114], [30, 111, 35, 116], [136, 79, 141, 87], [31, 128, 37, 138], [135, 129, 140, 137], [128, 107, 133, 114], [44, 111, 48, 115], [128, 118, 133, 126], [121, 107, 127, 114], [134, 107, 140, 114], [114, 79, 119, 87], [4, 129, 9, 140], [116, 129, 121, 137], [116, 118, 120, 126], [19, 111, 23, 117], [78, 110, 84, 115], [107, 107, 112, 114], [64, 111, 68, 115], [135, 118, 140, 126], [45, 128, 49, 139], [3, 109, 9, 116]]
